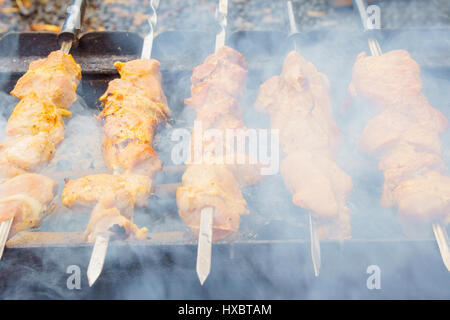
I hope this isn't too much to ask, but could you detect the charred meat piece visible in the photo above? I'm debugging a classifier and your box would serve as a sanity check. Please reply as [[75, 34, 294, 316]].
[[256, 51, 353, 240]]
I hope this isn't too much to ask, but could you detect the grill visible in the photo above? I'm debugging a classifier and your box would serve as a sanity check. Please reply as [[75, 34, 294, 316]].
[[0, 0, 449, 299]]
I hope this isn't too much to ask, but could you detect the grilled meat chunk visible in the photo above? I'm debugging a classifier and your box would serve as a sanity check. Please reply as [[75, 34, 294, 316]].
[[98, 59, 169, 176], [11, 50, 81, 109], [62, 174, 152, 241], [84, 197, 148, 243], [62, 174, 152, 218], [177, 164, 248, 241], [0, 50, 80, 179], [0, 174, 58, 239], [349, 49, 450, 227]]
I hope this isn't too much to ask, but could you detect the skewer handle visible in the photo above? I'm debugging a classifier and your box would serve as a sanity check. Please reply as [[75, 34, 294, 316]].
[[58, 0, 88, 48]]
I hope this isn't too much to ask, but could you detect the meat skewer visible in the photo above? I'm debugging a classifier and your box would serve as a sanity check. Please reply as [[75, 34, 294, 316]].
[[177, 0, 260, 284], [255, 2, 354, 277], [0, 6, 84, 258], [61, 0, 170, 286], [196, 0, 229, 285], [287, 0, 322, 277], [352, 0, 449, 271]]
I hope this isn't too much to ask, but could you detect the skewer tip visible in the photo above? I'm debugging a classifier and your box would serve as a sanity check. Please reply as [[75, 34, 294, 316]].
[[432, 223, 450, 272], [87, 234, 110, 287], [196, 207, 214, 285], [309, 213, 321, 277], [0, 218, 14, 260]]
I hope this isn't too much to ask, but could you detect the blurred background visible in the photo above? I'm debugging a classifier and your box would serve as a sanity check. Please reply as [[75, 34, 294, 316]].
[[0, 0, 449, 37]]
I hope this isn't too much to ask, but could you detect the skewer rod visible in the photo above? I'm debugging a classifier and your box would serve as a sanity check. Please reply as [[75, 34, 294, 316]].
[[0, 217, 13, 260], [87, 233, 110, 287], [141, 0, 159, 59], [309, 213, 321, 277], [60, 41, 73, 54], [215, 0, 228, 52], [196, 207, 214, 285], [432, 223, 450, 271], [286, 0, 321, 277]]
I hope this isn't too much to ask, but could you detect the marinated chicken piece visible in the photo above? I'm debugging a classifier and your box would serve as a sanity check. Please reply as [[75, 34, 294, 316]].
[[256, 52, 341, 159], [0, 51, 80, 240], [256, 51, 352, 239], [98, 59, 169, 176], [191, 46, 247, 94], [62, 174, 152, 241], [185, 86, 243, 130], [177, 46, 257, 241], [62, 174, 152, 218], [0, 134, 56, 173], [11, 50, 81, 109], [349, 49, 450, 225], [67, 59, 169, 242], [6, 93, 70, 145], [84, 197, 148, 243], [281, 151, 352, 217], [0, 50, 80, 179], [114, 59, 169, 107], [379, 143, 445, 207], [350, 50, 422, 108], [0, 174, 58, 239], [177, 164, 248, 241], [359, 108, 445, 155], [392, 171, 450, 220]]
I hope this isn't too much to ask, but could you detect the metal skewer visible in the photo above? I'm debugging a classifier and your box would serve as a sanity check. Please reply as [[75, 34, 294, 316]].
[[141, 0, 159, 59], [354, 0, 449, 271], [87, 233, 110, 287], [0, 217, 13, 260], [86, 0, 160, 287], [197, 207, 214, 285], [195, 0, 228, 285], [432, 223, 450, 271], [354, 0, 382, 56], [287, 0, 322, 277], [0, 0, 87, 262], [309, 213, 321, 277], [58, 0, 87, 54]]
